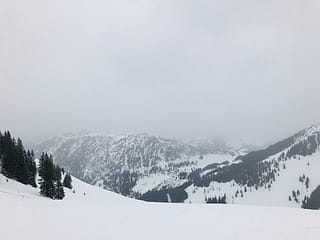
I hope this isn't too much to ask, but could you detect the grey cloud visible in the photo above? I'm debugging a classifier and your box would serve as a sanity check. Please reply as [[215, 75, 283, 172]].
[[1, 0, 320, 145]]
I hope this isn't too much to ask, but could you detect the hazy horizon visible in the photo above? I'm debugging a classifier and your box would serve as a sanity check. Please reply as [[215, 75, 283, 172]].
[[1, 0, 320, 146], [4, 116, 319, 150]]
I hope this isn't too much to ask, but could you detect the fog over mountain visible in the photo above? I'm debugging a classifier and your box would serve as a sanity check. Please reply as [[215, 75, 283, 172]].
[[1, 0, 320, 144]]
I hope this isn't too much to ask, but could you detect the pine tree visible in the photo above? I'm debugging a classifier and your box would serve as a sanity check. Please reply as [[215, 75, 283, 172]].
[[26, 150, 37, 187], [15, 138, 29, 184], [1, 131, 16, 177], [38, 153, 56, 199], [221, 194, 227, 204], [38, 153, 65, 200], [54, 165, 62, 181], [55, 180, 65, 200], [306, 177, 310, 189], [63, 173, 73, 189], [0, 131, 37, 187]]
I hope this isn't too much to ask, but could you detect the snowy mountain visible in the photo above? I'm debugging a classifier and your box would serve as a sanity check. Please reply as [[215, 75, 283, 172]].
[[36, 123, 320, 209], [185, 137, 258, 156], [36, 133, 246, 197], [143, 123, 320, 208]]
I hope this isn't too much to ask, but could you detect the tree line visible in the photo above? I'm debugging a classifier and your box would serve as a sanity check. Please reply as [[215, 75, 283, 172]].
[[206, 194, 227, 204], [0, 131, 72, 200], [38, 153, 72, 199]]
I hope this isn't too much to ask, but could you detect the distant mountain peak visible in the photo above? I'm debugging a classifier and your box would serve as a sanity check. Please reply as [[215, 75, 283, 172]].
[[36, 132, 241, 196]]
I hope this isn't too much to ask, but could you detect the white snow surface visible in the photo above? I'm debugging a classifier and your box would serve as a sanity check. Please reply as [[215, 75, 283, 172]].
[[132, 173, 187, 194], [191, 153, 234, 168], [185, 148, 320, 208], [1, 174, 320, 240], [132, 153, 234, 194]]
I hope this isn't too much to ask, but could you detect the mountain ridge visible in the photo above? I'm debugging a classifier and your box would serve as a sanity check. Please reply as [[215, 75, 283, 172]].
[[36, 133, 247, 196], [36, 123, 320, 209], [141, 123, 320, 208]]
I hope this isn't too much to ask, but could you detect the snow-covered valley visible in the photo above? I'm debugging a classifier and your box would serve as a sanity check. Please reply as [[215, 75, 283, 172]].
[[1, 173, 320, 240], [35, 124, 320, 209], [36, 133, 247, 197]]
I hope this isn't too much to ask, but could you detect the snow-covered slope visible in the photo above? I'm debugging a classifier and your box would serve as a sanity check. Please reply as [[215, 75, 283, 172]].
[[1, 173, 320, 240], [36, 133, 243, 197], [182, 123, 320, 207], [185, 151, 320, 206], [0, 172, 129, 203]]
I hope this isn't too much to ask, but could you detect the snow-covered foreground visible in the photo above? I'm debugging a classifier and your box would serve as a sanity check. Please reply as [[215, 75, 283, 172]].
[[1, 174, 320, 240]]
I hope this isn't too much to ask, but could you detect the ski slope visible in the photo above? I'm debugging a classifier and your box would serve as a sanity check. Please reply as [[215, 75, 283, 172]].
[[1, 174, 320, 240]]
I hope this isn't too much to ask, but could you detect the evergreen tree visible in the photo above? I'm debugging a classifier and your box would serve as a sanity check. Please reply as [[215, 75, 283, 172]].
[[206, 194, 227, 204], [38, 153, 65, 200], [15, 138, 29, 184], [39, 153, 56, 199], [54, 165, 62, 181], [0, 131, 37, 187], [221, 194, 227, 204], [305, 177, 310, 189], [26, 150, 37, 187], [63, 173, 73, 189], [55, 180, 65, 200], [1, 131, 16, 177]]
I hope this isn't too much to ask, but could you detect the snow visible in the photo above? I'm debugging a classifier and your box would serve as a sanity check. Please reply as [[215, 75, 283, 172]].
[[1, 174, 320, 240], [185, 149, 320, 208], [132, 153, 236, 194], [294, 123, 320, 144], [37, 133, 244, 195], [0, 173, 129, 203], [191, 153, 234, 168], [132, 173, 187, 194], [4, 124, 318, 239]]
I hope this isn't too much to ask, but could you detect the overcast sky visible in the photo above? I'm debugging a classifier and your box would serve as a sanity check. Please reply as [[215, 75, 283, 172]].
[[1, 0, 320, 145]]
